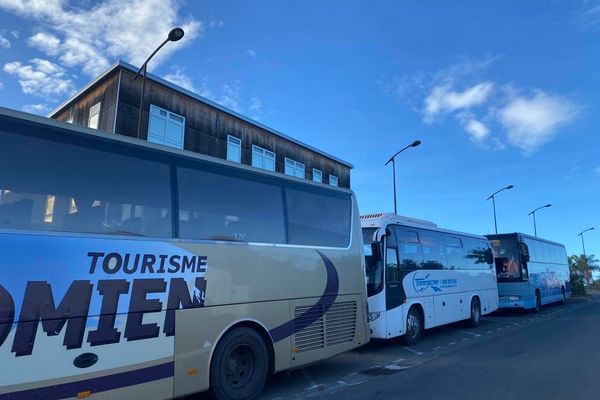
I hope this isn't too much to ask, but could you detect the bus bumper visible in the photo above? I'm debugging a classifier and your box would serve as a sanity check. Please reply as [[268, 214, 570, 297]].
[[498, 295, 535, 310]]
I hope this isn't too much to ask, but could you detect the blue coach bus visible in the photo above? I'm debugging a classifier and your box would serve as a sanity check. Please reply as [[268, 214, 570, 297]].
[[486, 233, 571, 311]]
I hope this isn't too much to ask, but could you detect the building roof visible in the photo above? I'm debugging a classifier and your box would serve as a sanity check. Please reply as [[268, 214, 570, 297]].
[[48, 60, 353, 168]]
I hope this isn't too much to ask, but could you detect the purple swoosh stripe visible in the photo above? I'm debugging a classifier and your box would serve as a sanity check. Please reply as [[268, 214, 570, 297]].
[[269, 251, 339, 343], [0, 362, 174, 400]]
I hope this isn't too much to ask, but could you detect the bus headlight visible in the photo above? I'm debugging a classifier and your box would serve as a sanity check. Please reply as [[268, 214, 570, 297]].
[[368, 312, 381, 322]]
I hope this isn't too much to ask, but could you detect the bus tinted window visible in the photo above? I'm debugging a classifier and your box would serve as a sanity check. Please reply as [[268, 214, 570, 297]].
[[444, 235, 465, 270], [418, 229, 446, 270], [395, 227, 423, 270], [285, 188, 351, 247], [464, 238, 493, 270], [0, 131, 172, 236], [178, 167, 286, 243]]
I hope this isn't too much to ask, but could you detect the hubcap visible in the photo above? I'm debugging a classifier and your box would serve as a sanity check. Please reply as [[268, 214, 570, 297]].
[[224, 344, 255, 389]]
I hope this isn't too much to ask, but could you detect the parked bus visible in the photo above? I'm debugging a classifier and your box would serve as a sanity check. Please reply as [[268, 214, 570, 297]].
[[486, 233, 570, 311], [0, 108, 369, 400], [361, 213, 498, 344]]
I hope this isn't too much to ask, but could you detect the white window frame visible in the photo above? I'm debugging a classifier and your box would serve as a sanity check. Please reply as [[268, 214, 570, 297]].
[[284, 157, 305, 179], [148, 104, 185, 150], [252, 145, 276, 172], [312, 168, 322, 183], [227, 135, 242, 163], [88, 102, 101, 129], [329, 175, 339, 187]]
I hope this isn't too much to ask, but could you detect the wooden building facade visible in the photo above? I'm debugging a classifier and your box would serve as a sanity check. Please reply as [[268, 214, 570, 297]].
[[49, 61, 352, 188]]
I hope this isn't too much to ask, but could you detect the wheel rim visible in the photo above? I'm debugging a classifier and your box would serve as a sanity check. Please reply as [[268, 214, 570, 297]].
[[407, 311, 420, 338], [224, 344, 256, 390]]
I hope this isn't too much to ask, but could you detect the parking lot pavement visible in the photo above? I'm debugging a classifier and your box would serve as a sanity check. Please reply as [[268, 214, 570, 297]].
[[260, 297, 596, 400]]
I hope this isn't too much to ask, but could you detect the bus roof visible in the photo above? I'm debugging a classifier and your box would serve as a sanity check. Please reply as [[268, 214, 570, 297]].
[[486, 232, 566, 248], [360, 212, 487, 241], [0, 106, 353, 195]]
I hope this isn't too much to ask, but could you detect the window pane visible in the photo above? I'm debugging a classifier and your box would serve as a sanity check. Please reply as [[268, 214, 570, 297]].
[[418, 229, 446, 269], [386, 247, 400, 283], [252, 152, 262, 168], [166, 121, 184, 148], [227, 137, 241, 163], [285, 187, 351, 247], [463, 238, 493, 270], [313, 169, 322, 183], [284, 159, 294, 176], [0, 131, 172, 237], [329, 175, 338, 186], [178, 166, 286, 243], [264, 157, 275, 171], [444, 235, 465, 269], [149, 115, 166, 140]]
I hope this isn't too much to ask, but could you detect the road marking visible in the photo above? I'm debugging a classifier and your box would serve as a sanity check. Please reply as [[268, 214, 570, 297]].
[[486, 331, 493, 334], [453, 328, 481, 337], [449, 341, 457, 345], [483, 317, 520, 325], [385, 364, 409, 370], [433, 346, 442, 350], [401, 346, 423, 355], [393, 358, 405, 363]]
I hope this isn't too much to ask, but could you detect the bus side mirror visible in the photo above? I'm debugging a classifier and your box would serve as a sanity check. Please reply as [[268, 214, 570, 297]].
[[519, 241, 530, 263], [485, 248, 494, 265]]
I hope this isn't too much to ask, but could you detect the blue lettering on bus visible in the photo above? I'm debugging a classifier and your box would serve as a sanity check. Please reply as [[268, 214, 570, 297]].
[[0, 251, 209, 357]]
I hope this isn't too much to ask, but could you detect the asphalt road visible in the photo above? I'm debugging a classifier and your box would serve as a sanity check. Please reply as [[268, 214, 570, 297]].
[[261, 296, 599, 400]]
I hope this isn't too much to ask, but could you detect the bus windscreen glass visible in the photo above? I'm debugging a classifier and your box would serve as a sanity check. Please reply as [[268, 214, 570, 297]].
[[362, 227, 383, 296], [489, 238, 523, 281]]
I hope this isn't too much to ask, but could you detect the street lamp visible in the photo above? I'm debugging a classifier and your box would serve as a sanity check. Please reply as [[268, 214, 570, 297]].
[[578, 227, 595, 256], [134, 27, 185, 139], [486, 184, 514, 234], [528, 203, 551, 238], [385, 140, 421, 214]]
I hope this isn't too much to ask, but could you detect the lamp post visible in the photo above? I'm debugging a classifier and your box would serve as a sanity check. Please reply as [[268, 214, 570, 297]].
[[486, 185, 514, 234], [528, 203, 551, 237], [578, 227, 595, 256], [385, 140, 421, 214], [134, 27, 185, 139]]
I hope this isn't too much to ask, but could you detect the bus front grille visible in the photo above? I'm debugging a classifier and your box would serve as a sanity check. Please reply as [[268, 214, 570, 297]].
[[293, 301, 357, 352]]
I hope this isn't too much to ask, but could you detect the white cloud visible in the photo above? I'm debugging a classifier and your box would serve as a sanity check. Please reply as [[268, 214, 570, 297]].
[[0, 80, 3, 90], [0, 0, 202, 76], [423, 82, 494, 121], [10, 30, 19, 39], [498, 91, 579, 154], [3, 58, 74, 98], [249, 97, 262, 111], [218, 81, 241, 112], [27, 32, 61, 55], [463, 117, 490, 142], [23, 103, 49, 114], [0, 34, 10, 48], [246, 49, 257, 59], [209, 19, 224, 28], [595, 166, 600, 176]]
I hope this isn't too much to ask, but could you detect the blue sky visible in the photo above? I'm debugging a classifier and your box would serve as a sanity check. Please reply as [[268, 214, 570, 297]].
[[0, 0, 599, 257]]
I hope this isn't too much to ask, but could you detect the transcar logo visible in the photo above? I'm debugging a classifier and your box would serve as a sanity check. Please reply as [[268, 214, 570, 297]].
[[0, 251, 208, 357], [412, 272, 458, 294]]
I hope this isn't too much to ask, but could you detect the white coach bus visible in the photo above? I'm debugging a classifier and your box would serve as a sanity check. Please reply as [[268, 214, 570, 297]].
[[0, 108, 369, 400], [361, 213, 498, 344]]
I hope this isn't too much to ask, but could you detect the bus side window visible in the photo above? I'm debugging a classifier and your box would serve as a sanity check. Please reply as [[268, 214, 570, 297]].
[[444, 235, 465, 270], [394, 227, 423, 270]]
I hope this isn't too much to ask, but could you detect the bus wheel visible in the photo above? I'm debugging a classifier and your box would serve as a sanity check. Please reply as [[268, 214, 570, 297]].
[[209, 327, 269, 400], [467, 297, 481, 328], [560, 287, 566, 304], [533, 292, 541, 313], [402, 306, 423, 346]]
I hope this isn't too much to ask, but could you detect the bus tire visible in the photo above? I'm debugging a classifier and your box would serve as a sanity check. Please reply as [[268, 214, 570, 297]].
[[402, 306, 423, 346], [209, 327, 269, 400], [467, 297, 481, 328], [560, 287, 566, 304], [533, 291, 541, 313]]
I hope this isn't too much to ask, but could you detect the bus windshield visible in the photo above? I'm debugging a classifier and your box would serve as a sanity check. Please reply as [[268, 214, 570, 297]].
[[489, 238, 523, 282], [363, 227, 384, 297]]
